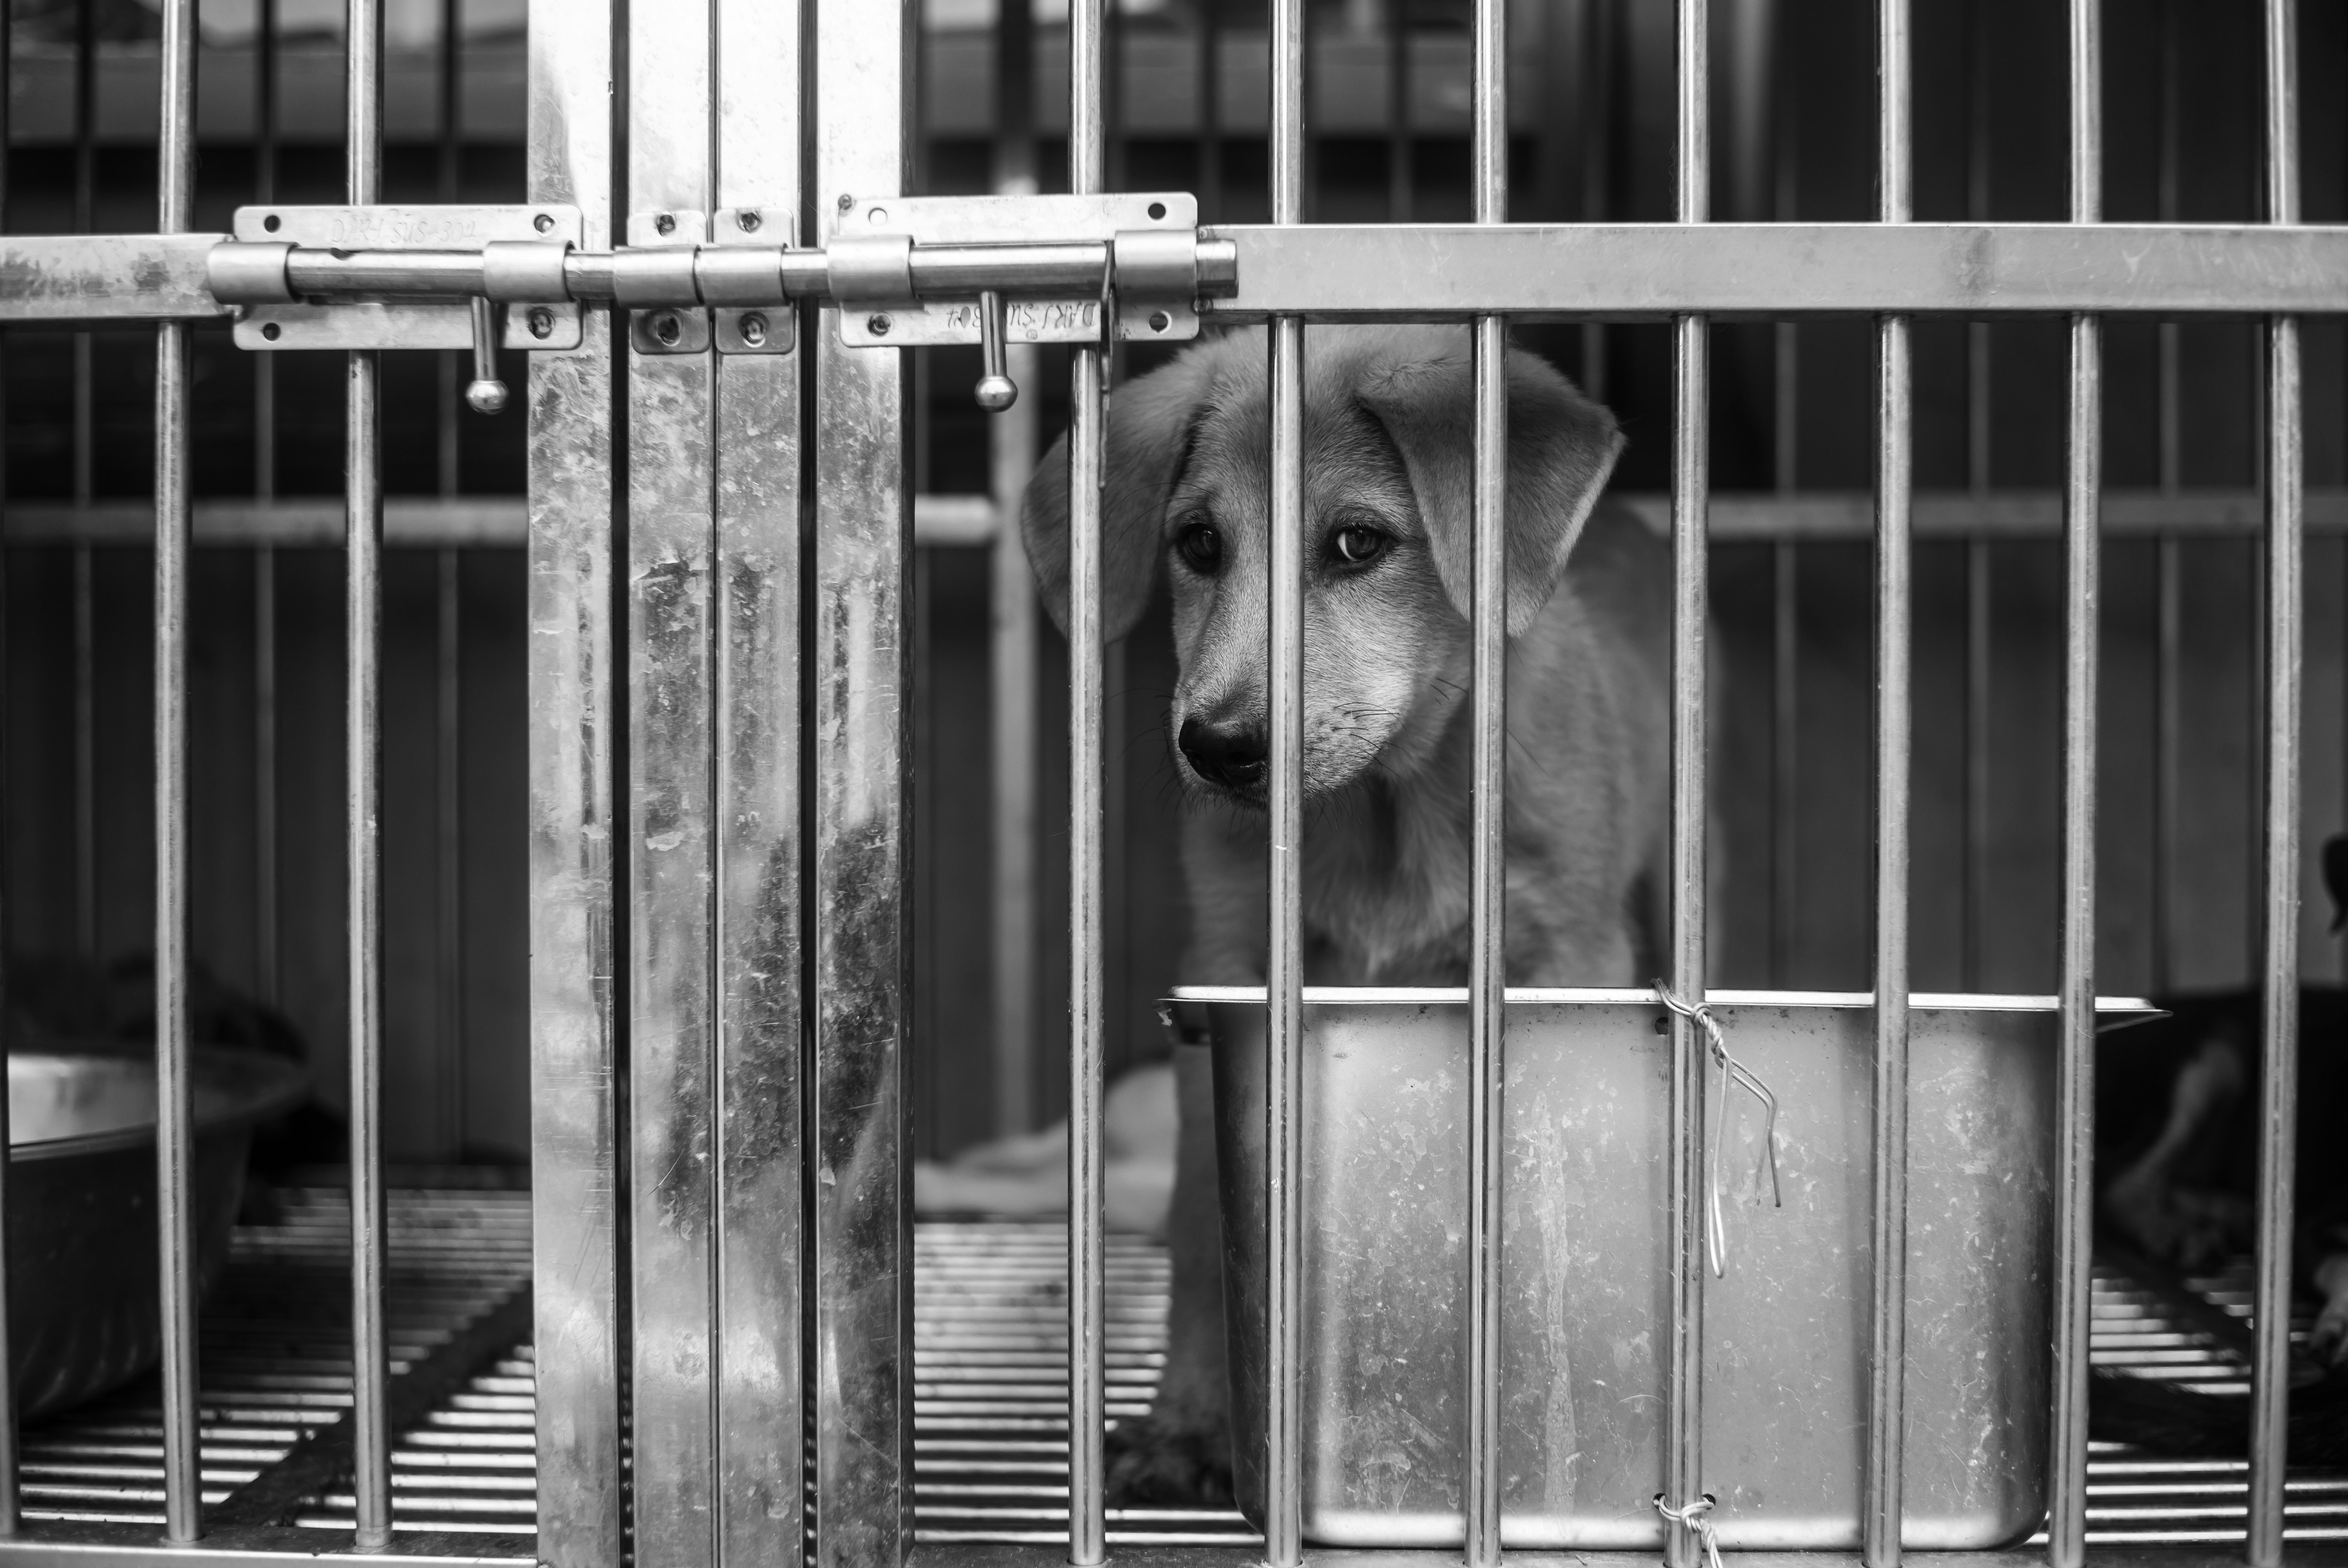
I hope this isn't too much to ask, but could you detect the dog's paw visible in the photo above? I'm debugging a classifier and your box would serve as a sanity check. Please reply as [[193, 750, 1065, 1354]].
[[1105, 1414, 1234, 1506]]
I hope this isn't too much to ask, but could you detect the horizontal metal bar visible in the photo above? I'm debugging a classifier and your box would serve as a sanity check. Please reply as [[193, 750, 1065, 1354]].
[[1629, 487, 2348, 538], [0, 233, 230, 320], [905, 1547, 2348, 1568], [1202, 223, 2348, 318], [0, 493, 996, 547], [0, 1524, 531, 1566]]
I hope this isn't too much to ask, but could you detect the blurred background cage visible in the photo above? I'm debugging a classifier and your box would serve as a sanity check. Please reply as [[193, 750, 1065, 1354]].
[[2, 0, 2347, 1551]]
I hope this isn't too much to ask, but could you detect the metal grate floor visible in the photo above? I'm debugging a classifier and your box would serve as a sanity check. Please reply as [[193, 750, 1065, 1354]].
[[21, 1192, 2348, 1550], [22, 1184, 534, 1540]]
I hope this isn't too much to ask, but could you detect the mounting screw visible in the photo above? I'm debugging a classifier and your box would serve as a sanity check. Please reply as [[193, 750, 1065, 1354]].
[[867, 313, 893, 337], [533, 212, 555, 233], [838, 193, 856, 212], [527, 307, 555, 339], [738, 209, 762, 232], [260, 321, 281, 341], [1148, 310, 1171, 333], [740, 313, 769, 348], [655, 212, 677, 237], [654, 312, 683, 347]]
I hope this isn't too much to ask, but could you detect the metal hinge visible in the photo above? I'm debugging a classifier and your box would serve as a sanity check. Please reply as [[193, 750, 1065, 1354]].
[[203, 195, 1234, 415]]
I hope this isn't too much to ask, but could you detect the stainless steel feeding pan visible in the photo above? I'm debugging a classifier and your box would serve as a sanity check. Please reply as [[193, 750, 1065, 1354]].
[[1171, 987, 2157, 1551], [8, 1047, 305, 1420]]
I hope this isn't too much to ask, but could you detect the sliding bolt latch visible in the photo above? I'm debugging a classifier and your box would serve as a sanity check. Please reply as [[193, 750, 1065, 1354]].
[[974, 290, 1016, 413], [465, 296, 508, 414]]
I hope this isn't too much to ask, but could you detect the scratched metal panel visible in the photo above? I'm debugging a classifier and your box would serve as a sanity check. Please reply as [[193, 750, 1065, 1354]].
[[623, 0, 721, 1558], [522, 0, 624, 1562], [711, 0, 805, 1559], [1199, 991, 2154, 1550], [812, 1, 914, 1564]]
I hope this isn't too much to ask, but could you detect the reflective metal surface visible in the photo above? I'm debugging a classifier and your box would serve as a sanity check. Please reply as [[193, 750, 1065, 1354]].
[[153, 0, 201, 1540], [1198, 223, 2348, 320], [342, 0, 392, 1545], [1196, 991, 2155, 1550], [711, 0, 806, 1553], [521, 0, 623, 1559], [2247, 6, 2305, 1565], [812, 4, 914, 1565], [1866, 0, 1914, 1559], [621, 0, 720, 1545]]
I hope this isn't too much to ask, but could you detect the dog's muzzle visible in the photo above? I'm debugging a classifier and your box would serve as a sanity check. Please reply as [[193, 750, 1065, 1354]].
[[1178, 717, 1267, 793]]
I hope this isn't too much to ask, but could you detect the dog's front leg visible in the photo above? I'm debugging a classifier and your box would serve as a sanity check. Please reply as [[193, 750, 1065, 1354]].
[[1108, 1041, 1235, 1502]]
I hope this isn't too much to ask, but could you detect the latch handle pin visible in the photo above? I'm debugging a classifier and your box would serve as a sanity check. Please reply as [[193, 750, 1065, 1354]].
[[465, 296, 509, 415], [974, 289, 1017, 413]]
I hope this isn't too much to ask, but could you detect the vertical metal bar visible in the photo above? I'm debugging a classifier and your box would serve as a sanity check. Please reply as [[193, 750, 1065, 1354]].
[[437, 0, 462, 503], [431, 0, 464, 1147], [526, 0, 624, 1551], [343, 0, 392, 1545], [154, 0, 200, 1543], [1578, 0, 1611, 402], [72, 0, 95, 958], [1385, 0, 1411, 221], [1197, 0, 1222, 221], [254, 0, 280, 1010], [2156, 536, 2180, 991], [437, 550, 464, 1155], [1665, 0, 1709, 1557], [1066, 0, 1108, 1559], [1769, 18, 1796, 991], [0, 0, 17, 1528], [625, 0, 719, 1544], [72, 0, 94, 964], [1265, 0, 1307, 1558], [1864, 0, 1912, 1554], [2046, 0, 2101, 1559], [2148, 0, 2179, 997], [712, 0, 804, 1553], [1771, 540, 1796, 986], [1961, 0, 1991, 996], [1965, 539, 1991, 990], [73, 546, 93, 963], [1464, 0, 1507, 1555], [2247, 2, 2303, 1559], [990, 0, 1039, 1142], [813, 2, 914, 1563]]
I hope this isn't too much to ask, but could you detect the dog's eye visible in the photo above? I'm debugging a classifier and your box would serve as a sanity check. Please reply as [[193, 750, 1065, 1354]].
[[1175, 522, 1223, 575], [1331, 523, 1389, 567]]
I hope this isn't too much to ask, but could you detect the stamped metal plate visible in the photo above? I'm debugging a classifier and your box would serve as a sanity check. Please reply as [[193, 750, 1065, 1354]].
[[231, 204, 584, 352], [834, 192, 1198, 349]]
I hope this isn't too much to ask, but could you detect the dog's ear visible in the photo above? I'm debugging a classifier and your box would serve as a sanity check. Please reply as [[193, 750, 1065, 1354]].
[[1357, 340, 1625, 635], [1021, 348, 1220, 641]]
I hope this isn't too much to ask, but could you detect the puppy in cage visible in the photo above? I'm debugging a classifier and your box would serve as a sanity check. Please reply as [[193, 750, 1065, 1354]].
[[1014, 321, 1659, 1501]]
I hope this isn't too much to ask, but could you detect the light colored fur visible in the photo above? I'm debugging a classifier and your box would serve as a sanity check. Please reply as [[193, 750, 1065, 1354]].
[[1021, 323, 1670, 1497]]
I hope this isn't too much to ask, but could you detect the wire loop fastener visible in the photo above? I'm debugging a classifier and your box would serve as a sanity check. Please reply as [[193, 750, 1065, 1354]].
[[1656, 1493, 1724, 1568], [1653, 980, 1783, 1276]]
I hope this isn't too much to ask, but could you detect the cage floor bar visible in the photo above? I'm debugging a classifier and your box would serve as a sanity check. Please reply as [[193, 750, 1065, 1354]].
[[17, 1202, 2347, 1548]]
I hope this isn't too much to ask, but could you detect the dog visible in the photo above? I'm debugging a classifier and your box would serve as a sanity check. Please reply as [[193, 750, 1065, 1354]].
[[1021, 323, 1668, 1501], [2089, 841, 2348, 1459]]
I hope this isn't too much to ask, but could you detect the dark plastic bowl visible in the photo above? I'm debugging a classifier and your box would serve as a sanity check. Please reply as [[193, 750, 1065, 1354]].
[[9, 1048, 306, 1420]]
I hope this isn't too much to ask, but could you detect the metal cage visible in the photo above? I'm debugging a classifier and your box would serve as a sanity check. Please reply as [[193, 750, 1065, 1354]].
[[0, 0, 2343, 1566]]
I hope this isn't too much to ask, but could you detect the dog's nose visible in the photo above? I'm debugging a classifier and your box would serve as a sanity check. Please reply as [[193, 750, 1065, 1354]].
[[1179, 717, 1267, 790]]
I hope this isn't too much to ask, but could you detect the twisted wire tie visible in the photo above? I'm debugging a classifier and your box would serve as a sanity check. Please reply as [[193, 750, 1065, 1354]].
[[1653, 980, 1784, 1277], [1655, 1493, 1724, 1568]]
